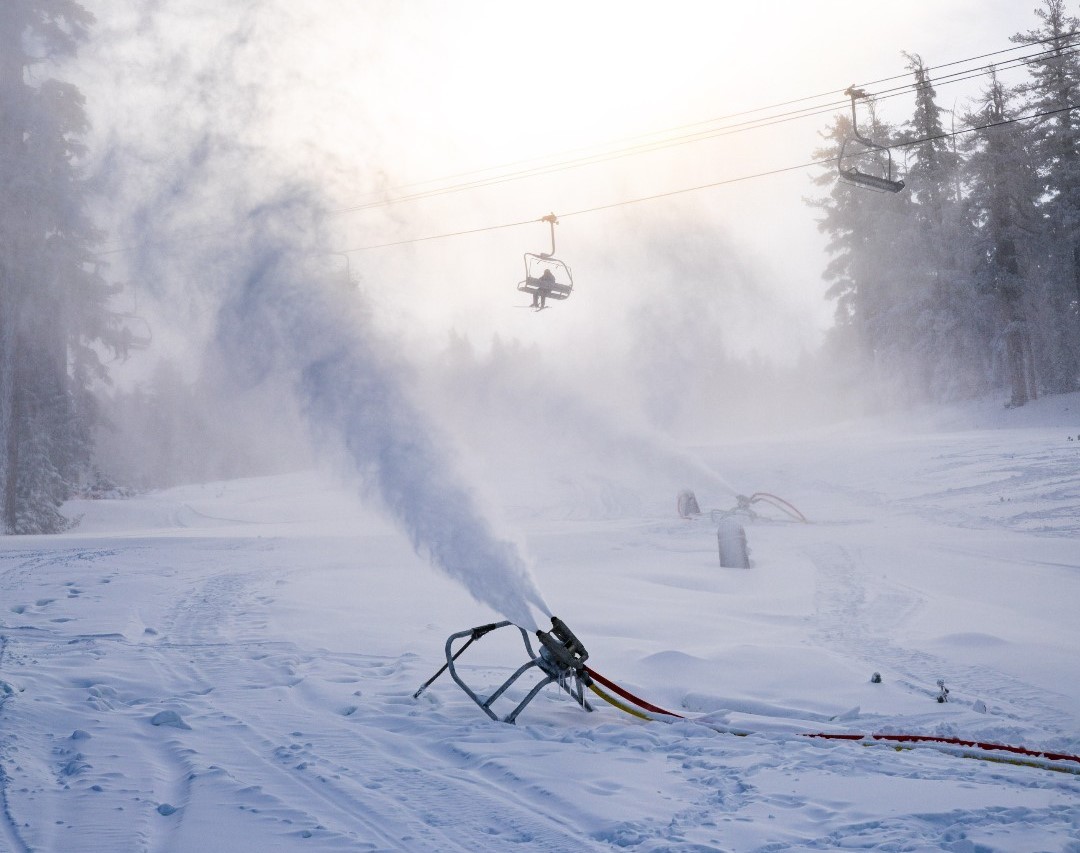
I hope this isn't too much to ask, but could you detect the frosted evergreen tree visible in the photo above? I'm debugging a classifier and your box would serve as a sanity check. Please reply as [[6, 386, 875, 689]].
[[959, 71, 1042, 407], [809, 104, 915, 407], [901, 53, 959, 228], [1011, 0, 1080, 392], [0, 0, 116, 533], [898, 54, 990, 400]]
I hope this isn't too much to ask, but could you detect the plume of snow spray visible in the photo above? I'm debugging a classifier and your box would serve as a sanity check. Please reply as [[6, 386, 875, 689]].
[[88, 3, 552, 630], [214, 231, 552, 631], [299, 344, 553, 630]]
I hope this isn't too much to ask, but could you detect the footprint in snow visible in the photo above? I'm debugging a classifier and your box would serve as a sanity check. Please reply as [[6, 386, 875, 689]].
[[150, 710, 191, 730]]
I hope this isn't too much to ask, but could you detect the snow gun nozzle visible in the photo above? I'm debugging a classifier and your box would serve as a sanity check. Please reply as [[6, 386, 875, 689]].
[[536, 616, 589, 675]]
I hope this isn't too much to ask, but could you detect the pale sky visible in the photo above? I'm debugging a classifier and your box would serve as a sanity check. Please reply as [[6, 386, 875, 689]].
[[80, 0, 1056, 367]]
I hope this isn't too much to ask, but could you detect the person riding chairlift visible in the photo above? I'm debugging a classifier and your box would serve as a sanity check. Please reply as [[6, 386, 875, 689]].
[[532, 268, 556, 309]]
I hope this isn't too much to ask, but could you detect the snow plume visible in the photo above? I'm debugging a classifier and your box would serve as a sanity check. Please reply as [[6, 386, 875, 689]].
[[81, 6, 552, 629], [300, 348, 553, 631], [205, 207, 552, 631]]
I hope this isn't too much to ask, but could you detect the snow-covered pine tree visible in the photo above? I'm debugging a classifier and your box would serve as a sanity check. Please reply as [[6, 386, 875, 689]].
[[0, 0, 117, 534], [899, 54, 992, 401], [808, 103, 915, 408], [1011, 0, 1080, 393], [959, 70, 1042, 407], [901, 53, 958, 228]]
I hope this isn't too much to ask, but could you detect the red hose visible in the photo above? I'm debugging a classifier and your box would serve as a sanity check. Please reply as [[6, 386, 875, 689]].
[[585, 668, 683, 718], [587, 669, 1080, 773], [805, 732, 1080, 767], [749, 492, 808, 523]]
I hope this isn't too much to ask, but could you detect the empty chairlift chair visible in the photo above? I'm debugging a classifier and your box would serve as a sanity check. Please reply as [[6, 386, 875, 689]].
[[837, 86, 906, 194]]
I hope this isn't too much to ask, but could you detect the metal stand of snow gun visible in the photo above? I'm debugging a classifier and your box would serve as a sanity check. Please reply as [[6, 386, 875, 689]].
[[677, 489, 808, 524], [413, 617, 594, 724], [412, 621, 503, 700]]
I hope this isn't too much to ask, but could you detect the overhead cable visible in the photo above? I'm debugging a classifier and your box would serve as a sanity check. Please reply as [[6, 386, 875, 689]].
[[340, 102, 1079, 253], [334, 37, 1080, 214]]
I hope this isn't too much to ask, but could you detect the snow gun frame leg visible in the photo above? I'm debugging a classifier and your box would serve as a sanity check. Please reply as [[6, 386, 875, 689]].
[[415, 617, 593, 724]]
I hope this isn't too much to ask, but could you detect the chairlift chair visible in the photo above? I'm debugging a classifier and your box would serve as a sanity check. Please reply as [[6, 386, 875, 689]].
[[837, 86, 906, 194], [107, 274, 153, 357], [118, 314, 153, 351], [518, 214, 574, 310], [109, 312, 152, 361]]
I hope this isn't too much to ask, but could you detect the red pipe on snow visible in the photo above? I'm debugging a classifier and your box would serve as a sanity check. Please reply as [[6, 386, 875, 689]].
[[804, 731, 1080, 767], [585, 668, 683, 718], [588, 668, 1080, 773]]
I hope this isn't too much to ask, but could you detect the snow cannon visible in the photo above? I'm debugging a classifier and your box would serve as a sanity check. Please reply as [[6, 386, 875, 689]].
[[536, 616, 589, 678], [413, 616, 593, 724], [677, 489, 702, 518], [717, 518, 751, 568]]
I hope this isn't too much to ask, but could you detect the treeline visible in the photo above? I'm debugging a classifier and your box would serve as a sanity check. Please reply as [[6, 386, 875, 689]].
[[0, 1, 121, 534], [810, 0, 1080, 408]]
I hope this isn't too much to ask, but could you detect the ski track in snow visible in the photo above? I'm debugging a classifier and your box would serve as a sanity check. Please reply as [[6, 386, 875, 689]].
[[1, 426, 1080, 850], [0, 545, 614, 850], [804, 538, 1078, 748]]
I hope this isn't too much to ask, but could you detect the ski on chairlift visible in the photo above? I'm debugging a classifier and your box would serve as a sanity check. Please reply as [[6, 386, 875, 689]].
[[837, 86, 906, 194], [518, 213, 574, 311]]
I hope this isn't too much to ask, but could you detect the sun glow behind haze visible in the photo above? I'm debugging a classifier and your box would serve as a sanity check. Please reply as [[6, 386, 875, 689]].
[[296, 0, 1019, 347], [84, 0, 1041, 368], [305, 1, 832, 352]]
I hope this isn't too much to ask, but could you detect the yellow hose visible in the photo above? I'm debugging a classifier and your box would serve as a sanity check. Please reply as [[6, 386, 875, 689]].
[[587, 682, 652, 721]]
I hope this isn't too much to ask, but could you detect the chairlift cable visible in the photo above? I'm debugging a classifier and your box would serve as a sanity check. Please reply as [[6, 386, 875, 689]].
[[858, 30, 1080, 90], [332, 91, 859, 213], [339, 159, 824, 253], [340, 101, 1080, 253], [341, 29, 1080, 214], [867, 41, 1080, 104], [333, 39, 1080, 215], [565, 101, 1080, 215], [96, 40, 1080, 259], [338, 216, 541, 253]]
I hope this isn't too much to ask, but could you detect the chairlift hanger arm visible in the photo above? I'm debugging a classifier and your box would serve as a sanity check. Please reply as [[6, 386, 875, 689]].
[[845, 85, 879, 149], [540, 213, 558, 258]]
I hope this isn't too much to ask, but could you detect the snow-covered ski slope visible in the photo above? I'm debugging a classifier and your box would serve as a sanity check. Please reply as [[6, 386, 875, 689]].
[[1, 394, 1078, 851]]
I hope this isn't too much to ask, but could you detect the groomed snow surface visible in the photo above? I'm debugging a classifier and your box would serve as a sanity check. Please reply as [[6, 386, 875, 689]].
[[2, 394, 1079, 852]]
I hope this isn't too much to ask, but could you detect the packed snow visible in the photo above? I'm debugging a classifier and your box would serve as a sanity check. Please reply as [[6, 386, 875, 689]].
[[1, 393, 1079, 851]]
